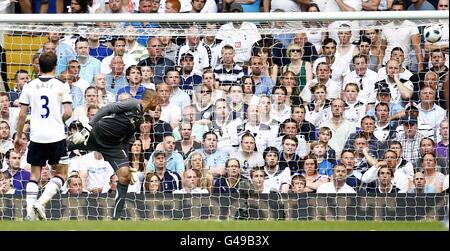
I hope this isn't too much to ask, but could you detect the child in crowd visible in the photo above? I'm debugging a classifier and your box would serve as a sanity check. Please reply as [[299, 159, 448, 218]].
[[317, 127, 337, 164], [290, 174, 306, 193], [310, 141, 334, 177]]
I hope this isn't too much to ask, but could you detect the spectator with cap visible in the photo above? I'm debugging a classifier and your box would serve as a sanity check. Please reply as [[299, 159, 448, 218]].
[[147, 134, 185, 174], [179, 52, 203, 95], [395, 103, 434, 138], [366, 86, 404, 124], [151, 150, 182, 192], [176, 25, 212, 75], [394, 115, 425, 163]]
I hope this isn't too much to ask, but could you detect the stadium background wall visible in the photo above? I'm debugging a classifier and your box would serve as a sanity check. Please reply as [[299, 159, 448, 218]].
[[0, 194, 448, 221]]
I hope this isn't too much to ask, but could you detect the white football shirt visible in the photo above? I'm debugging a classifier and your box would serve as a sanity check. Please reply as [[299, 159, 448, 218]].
[[19, 77, 72, 143]]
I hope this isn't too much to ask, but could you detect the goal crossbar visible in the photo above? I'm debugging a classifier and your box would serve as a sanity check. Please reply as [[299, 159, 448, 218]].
[[0, 11, 448, 23]]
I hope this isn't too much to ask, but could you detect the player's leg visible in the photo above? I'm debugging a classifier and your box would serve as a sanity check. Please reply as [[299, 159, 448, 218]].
[[32, 139, 69, 220], [110, 161, 132, 220], [34, 163, 68, 218], [25, 141, 48, 220], [25, 165, 42, 221]]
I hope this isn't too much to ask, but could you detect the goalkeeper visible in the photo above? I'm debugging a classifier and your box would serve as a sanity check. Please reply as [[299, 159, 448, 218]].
[[68, 89, 158, 220]]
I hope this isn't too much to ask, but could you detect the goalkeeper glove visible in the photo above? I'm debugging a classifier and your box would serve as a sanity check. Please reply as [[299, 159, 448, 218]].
[[129, 167, 139, 185], [71, 123, 93, 145]]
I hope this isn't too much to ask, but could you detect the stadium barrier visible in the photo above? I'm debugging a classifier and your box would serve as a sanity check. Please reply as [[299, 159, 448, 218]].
[[0, 193, 448, 221]]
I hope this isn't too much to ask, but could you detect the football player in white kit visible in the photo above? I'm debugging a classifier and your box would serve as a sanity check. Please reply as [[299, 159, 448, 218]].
[[15, 52, 73, 220]]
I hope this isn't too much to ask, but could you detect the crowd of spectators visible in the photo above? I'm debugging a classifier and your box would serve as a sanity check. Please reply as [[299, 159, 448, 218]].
[[0, 0, 449, 196]]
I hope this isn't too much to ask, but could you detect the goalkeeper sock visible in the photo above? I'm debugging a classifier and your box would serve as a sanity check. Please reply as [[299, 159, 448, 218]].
[[26, 181, 39, 217], [112, 182, 128, 220], [38, 176, 64, 206]]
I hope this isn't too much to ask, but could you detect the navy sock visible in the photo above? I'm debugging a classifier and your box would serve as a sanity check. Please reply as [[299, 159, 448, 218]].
[[112, 182, 128, 220]]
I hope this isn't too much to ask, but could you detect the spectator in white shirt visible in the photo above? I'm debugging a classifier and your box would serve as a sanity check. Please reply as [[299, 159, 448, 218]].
[[175, 25, 212, 75], [313, 38, 350, 85], [261, 146, 291, 193], [173, 169, 209, 194], [417, 86, 447, 132], [343, 54, 378, 105], [342, 83, 366, 125], [270, 86, 291, 123], [101, 37, 135, 75], [215, 3, 261, 64], [382, 1, 424, 71], [302, 62, 341, 103], [157, 82, 181, 129], [377, 47, 413, 81], [374, 59, 413, 107], [317, 163, 357, 193]]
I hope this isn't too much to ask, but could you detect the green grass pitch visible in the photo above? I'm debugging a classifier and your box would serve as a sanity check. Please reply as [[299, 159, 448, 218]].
[[0, 220, 447, 231]]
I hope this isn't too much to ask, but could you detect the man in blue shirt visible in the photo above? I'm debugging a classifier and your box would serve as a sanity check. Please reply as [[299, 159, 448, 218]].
[[147, 135, 185, 174], [5, 149, 30, 194], [196, 131, 229, 177], [248, 55, 274, 96]]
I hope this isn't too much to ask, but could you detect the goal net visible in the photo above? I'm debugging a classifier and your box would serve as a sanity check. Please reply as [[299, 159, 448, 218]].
[[0, 11, 448, 221]]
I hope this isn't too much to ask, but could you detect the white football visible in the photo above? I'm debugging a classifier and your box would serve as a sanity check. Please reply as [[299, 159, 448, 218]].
[[424, 24, 443, 43]]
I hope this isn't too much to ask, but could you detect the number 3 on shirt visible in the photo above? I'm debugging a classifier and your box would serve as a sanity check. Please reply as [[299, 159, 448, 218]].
[[40, 95, 50, 119]]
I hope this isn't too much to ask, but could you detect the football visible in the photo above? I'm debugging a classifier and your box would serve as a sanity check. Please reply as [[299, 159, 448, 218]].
[[424, 24, 443, 43]]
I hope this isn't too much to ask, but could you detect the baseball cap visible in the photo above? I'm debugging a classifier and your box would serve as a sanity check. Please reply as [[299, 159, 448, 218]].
[[401, 115, 418, 125], [229, 3, 243, 12], [405, 103, 419, 112], [153, 150, 166, 159], [180, 52, 194, 61], [377, 86, 391, 96]]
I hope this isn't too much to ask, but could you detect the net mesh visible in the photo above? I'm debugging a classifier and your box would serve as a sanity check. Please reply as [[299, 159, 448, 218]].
[[0, 15, 448, 221]]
